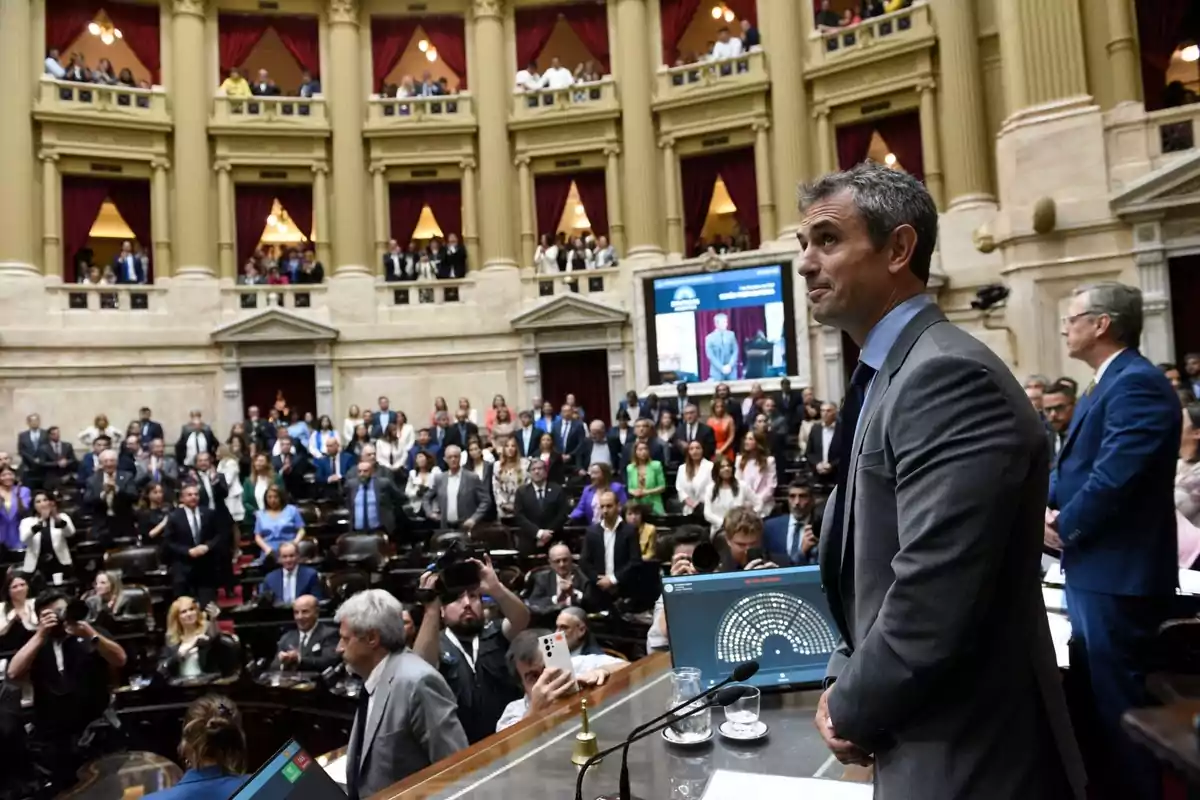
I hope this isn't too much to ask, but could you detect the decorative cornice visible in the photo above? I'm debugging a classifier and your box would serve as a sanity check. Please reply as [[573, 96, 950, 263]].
[[460, 157, 477, 170], [213, 161, 232, 173], [512, 156, 530, 169], [603, 144, 622, 157], [751, 119, 770, 133], [315, 163, 332, 175], [172, 0, 207, 17], [656, 137, 674, 150], [38, 151, 60, 163], [150, 157, 171, 171], [916, 78, 936, 93], [812, 106, 830, 120], [327, 0, 358, 25], [472, 0, 503, 21]]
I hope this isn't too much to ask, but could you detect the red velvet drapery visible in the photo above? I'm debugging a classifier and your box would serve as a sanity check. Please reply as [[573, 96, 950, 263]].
[[680, 153, 721, 254], [61, 176, 114, 283], [370, 17, 421, 92], [659, 0, 702, 65], [422, 182, 463, 241], [103, 2, 162, 83], [274, 185, 314, 242], [270, 16, 321, 76], [560, 4, 611, 73], [835, 120, 874, 170], [694, 306, 766, 382], [875, 111, 925, 183], [515, 7, 561, 70], [388, 182, 462, 244], [106, 178, 153, 281], [218, 14, 270, 76], [388, 184, 426, 246], [573, 170, 609, 238], [234, 184, 277, 267], [46, 0, 102, 55], [538, 350, 612, 427], [534, 173, 575, 240], [1136, 0, 1196, 110], [717, 148, 760, 248], [421, 16, 469, 90], [722, 0, 758, 28]]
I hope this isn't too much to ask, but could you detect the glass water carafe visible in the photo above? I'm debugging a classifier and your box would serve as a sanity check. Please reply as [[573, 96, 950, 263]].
[[667, 667, 711, 743]]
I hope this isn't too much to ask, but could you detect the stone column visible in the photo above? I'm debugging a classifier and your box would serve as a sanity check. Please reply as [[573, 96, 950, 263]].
[[461, 157, 479, 264], [471, 0, 517, 269], [40, 153, 61, 279], [917, 82, 945, 210], [1104, 0, 1139, 105], [515, 156, 534, 263], [327, 0, 369, 275], [0, 0, 37, 275], [604, 146, 626, 256], [215, 162, 234, 280], [814, 107, 833, 174], [370, 164, 387, 262], [313, 164, 331, 269], [929, 0, 993, 208], [615, 0, 663, 257], [171, 0, 214, 277], [996, 0, 1089, 116], [151, 158, 172, 278], [760, 0, 810, 238], [660, 138, 683, 256], [753, 121, 777, 242]]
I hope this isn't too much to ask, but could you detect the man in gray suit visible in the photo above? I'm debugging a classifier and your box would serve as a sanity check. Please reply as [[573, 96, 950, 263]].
[[337, 589, 467, 799], [798, 163, 1085, 799], [704, 313, 739, 381], [423, 445, 491, 532]]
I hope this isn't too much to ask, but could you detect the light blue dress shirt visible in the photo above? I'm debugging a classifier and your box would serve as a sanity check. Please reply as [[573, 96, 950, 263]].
[[355, 482, 380, 530], [857, 293, 935, 412]]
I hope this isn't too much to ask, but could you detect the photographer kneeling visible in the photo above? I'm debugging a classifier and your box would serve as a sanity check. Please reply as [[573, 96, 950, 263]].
[[6, 590, 127, 788]]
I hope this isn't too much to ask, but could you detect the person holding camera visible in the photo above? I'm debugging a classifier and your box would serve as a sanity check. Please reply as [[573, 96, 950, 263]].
[[5, 590, 126, 786], [413, 554, 531, 743], [20, 489, 75, 581]]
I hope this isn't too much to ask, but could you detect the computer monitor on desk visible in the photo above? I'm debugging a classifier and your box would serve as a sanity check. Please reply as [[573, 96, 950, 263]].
[[662, 565, 838, 690], [230, 739, 347, 799]]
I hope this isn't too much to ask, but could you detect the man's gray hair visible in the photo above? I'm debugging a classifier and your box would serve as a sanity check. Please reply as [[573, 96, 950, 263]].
[[561, 606, 588, 625], [1073, 281, 1143, 349], [797, 161, 939, 284], [335, 589, 407, 652], [506, 628, 552, 681]]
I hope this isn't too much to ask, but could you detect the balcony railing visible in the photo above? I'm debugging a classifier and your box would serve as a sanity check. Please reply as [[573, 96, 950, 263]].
[[222, 284, 328, 314], [655, 49, 767, 103], [807, 1, 932, 70], [53, 284, 164, 313], [35, 78, 169, 124], [376, 277, 473, 307], [510, 78, 619, 122], [522, 267, 620, 302], [210, 94, 329, 130], [1106, 101, 1200, 185], [366, 93, 475, 129]]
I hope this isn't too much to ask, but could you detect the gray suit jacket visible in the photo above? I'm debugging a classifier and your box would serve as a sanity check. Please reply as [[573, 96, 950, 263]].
[[348, 650, 468, 796], [423, 469, 491, 529], [818, 303, 1085, 800]]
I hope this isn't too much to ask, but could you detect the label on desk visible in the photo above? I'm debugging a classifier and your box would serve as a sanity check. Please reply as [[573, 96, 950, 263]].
[[701, 770, 872, 799]]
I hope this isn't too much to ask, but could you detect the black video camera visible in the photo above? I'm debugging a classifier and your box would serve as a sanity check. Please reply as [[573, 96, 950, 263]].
[[56, 598, 90, 626], [417, 538, 490, 604]]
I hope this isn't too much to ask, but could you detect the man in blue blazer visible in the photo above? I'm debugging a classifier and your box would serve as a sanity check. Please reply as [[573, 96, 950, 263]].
[[1048, 282, 1180, 800], [259, 542, 322, 603], [314, 439, 355, 483], [111, 240, 146, 284], [552, 405, 585, 464], [764, 480, 820, 566], [372, 396, 398, 437]]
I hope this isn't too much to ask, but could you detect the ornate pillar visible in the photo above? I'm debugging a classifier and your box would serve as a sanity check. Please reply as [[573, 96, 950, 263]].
[[40, 153, 61, 279], [215, 162, 234, 280], [471, 0, 517, 269], [996, 0, 1089, 116], [1104, 0, 1139, 105], [660, 137, 683, 256], [0, 0, 37, 275], [1132, 220, 1173, 363], [604, 146, 626, 256], [615, 0, 663, 257], [313, 164, 331, 269], [370, 164, 387, 263], [461, 157, 479, 264], [760, 0, 810, 238], [171, 0, 214, 277], [917, 82, 945, 210], [327, 0, 369, 275], [814, 107, 833, 174], [752, 121, 777, 243], [151, 158, 172, 278], [515, 156, 533, 263], [929, 0, 994, 207]]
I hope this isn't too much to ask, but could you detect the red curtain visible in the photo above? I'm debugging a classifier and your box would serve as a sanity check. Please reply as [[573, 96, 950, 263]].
[[274, 185, 313, 242], [1136, 0, 1194, 110], [693, 307, 766, 382], [218, 14, 269, 76], [876, 111, 925, 183], [718, 148, 760, 248], [46, 0, 100, 55], [660, 0, 702, 65], [104, 2, 162, 83], [388, 183, 427, 245], [271, 16, 321, 77], [680, 152, 722, 254], [573, 170, 609, 238], [423, 182, 463, 240], [61, 177, 111, 283], [235, 184, 277, 267], [371, 17, 420, 92], [106, 178, 153, 281], [560, 4, 611, 73], [723, 0, 758, 28], [534, 173, 575, 240], [515, 7, 561, 70], [836, 120, 874, 171], [422, 16, 469, 90], [538, 350, 612, 427]]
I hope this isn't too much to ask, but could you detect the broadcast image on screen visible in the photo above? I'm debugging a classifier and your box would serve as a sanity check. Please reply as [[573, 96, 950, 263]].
[[662, 566, 838, 689], [651, 264, 790, 384]]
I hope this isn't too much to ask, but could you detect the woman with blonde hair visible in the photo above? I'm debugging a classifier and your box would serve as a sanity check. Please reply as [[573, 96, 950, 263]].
[[626, 439, 666, 517], [162, 596, 221, 678], [241, 452, 282, 525], [79, 413, 120, 448], [491, 437, 526, 517], [145, 694, 247, 798], [485, 394, 508, 434], [489, 405, 516, 449], [430, 396, 449, 426], [342, 404, 363, 443], [736, 430, 777, 515], [85, 569, 131, 619], [707, 396, 737, 461]]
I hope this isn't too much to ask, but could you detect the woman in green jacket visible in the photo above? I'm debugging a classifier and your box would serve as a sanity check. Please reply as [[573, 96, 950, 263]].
[[625, 440, 666, 517]]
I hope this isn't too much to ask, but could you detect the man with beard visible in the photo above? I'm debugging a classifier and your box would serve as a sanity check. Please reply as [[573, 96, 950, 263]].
[[413, 556, 532, 743]]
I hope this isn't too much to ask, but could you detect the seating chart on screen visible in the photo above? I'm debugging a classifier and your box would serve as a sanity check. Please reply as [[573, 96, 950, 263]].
[[714, 591, 839, 664]]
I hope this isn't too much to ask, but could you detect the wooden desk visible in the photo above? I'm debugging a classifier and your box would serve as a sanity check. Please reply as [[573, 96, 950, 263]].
[[1122, 673, 1200, 787]]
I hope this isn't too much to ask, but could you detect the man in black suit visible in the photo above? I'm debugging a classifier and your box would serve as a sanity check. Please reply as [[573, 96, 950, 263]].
[[251, 68, 281, 96], [759, 397, 790, 460], [137, 407, 164, 449], [581, 490, 642, 608], [188, 451, 232, 546], [443, 233, 467, 278], [272, 436, 312, 500], [639, 393, 665, 425], [513, 410, 540, 458], [18, 413, 47, 488], [573, 420, 620, 476], [383, 239, 414, 282], [161, 484, 223, 605], [373, 396, 398, 438], [674, 404, 716, 460], [175, 410, 219, 467], [512, 459, 570, 554], [620, 418, 666, 473], [1042, 380, 1076, 466], [806, 401, 839, 487], [36, 427, 77, 492], [526, 542, 592, 611], [553, 404, 585, 461], [775, 378, 803, 433], [83, 449, 138, 546], [344, 459, 410, 543], [270, 594, 340, 672], [244, 405, 275, 453], [445, 407, 480, 451], [670, 383, 690, 417], [608, 409, 633, 455]]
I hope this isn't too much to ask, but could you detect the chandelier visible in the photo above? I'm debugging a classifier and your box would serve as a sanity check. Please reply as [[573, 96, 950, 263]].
[[87, 19, 124, 46], [418, 39, 439, 63], [710, 4, 736, 23]]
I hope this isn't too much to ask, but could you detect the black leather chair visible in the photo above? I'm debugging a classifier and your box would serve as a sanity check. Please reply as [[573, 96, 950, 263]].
[[325, 569, 371, 602], [105, 546, 162, 579], [295, 537, 321, 565], [334, 533, 387, 571]]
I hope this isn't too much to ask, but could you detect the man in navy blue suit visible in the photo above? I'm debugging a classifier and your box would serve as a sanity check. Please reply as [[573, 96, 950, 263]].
[[314, 439, 355, 499], [111, 240, 145, 284], [553, 404, 585, 465], [1047, 281, 1180, 800], [764, 480, 820, 566], [260, 542, 322, 603]]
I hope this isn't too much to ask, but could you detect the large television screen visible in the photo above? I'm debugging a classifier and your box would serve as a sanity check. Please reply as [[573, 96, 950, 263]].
[[646, 263, 797, 385]]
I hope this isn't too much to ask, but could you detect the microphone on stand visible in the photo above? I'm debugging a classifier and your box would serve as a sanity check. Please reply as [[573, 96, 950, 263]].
[[575, 685, 753, 800]]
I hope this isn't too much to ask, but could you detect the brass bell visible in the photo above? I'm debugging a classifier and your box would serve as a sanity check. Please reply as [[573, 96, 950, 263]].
[[572, 697, 600, 766]]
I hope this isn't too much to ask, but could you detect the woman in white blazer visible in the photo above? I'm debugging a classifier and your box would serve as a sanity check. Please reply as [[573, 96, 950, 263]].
[[675, 441, 713, 517], [343, 404, 363, 443], [703, 456, 754, 535], [21, 490, 76, 577], [394, 411, 415, 458], [78, 413, 121, 449]]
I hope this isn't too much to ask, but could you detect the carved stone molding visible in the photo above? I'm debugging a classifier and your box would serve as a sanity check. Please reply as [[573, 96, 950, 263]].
[[38, 151, 60, 163], [604, 144, 622, 157], [916, 78, 937, 94], [313, 163, 331, 175], [812, 106, 830, 120], [172, 0, 207, 17], [213, 161, 232, 174], [512, 156, 530, 169], [151, 158, 171, 171], [460, 157, 478, 170], [656, 137, 675, 150], [751, 119, 770, 133], [327, 0, 358, 25], [472, 0, 504, 20]]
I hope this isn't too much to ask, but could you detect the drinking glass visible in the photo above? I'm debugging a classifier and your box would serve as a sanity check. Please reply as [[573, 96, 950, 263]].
[[723, 684, 761, 735], [667, 667, 711, 742]]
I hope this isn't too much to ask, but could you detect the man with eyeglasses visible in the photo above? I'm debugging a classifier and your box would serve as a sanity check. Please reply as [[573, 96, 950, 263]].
[[1041, 381, 1075, 463]]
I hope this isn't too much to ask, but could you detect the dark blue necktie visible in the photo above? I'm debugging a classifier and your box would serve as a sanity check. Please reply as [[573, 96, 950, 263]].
[[358, 480, 370, 530], [827, 361, 877, 555]]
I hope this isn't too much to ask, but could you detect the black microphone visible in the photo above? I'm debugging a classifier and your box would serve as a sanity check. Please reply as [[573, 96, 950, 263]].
[[575, 685, 752, 800]]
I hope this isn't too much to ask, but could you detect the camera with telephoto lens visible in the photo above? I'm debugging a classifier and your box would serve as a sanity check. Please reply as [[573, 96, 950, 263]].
[[688, 541, 721, 574], [55, 598, 90, 626], [416, 538, 491, 604]]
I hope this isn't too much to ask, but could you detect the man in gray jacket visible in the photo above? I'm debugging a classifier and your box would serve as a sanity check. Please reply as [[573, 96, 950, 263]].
[[423, 445, 491, 532]]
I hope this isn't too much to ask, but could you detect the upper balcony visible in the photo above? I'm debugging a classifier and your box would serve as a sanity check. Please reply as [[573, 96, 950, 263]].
[[653, 50, 769, 110], [364, 94, 477, 137], [1106, 101, 1200, 190], [33, 78, 171, 131], [509, 78, 621, 129], [209, 94, 330, 137], [806, 1, 934, 74]]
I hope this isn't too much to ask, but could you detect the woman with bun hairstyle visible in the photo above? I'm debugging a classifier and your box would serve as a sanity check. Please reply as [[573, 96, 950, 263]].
[[146, 694, 248, 798]]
